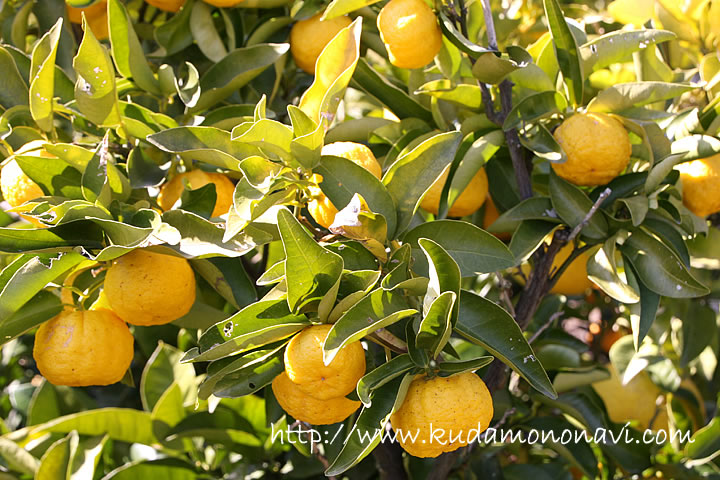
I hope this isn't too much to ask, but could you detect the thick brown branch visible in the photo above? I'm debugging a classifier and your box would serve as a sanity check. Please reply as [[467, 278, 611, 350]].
[[373, 442, 408, 480]]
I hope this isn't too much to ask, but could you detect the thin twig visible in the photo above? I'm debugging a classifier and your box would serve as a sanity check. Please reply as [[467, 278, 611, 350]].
[[566, 188, 612, 243], [528, 311, 564, 344], [495, 272, 516, 318], [480, 0, 498, 50], [480, 83, 503, 125]]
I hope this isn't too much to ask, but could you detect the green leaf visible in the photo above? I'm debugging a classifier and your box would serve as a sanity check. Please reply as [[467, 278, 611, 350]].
[[73, 17, 121, 127], [625, 265, 659, 350], [415, 80, 483, 110], [0, 46, 29, 109], [127, 147, 165, 188], [107, 0, 160, 94], [29, 19, 63, 131], [383, 131, 462, 235], [68, 434, 107, 480], [323, 0, 381, 18], [405, 220, 515, 277], [35, 433, 72, 480], [586, 239, 639, 304], [191, 257, 257, 310], [455, 290, 556, 398], [580, 29, 675, 72], [621, 229, 709, 298], [587, 82, 695, 113], [190, 1, 228, 63], [543, 0, 583, 105], [192, 43, 289, 112], [140, 344, 196, 413], [299, 18, 361, 124], [0, 222, 104, 253], [416, 291, 455, 359], [447, 130, 504, 208], [315, 156, 398, 239], [418, 238, 460, 324], [15, 154, 83, 199], [231, 119, 294, 163], [509, 220, 557, 262], [437, 12, 493, 58], [27, 408, 156, 445], [522, 417, 598, 478], [154, 0, 194, 55], [356, 354, 413, 405], [518, 122, 567, 162], [679, 303, 716, 366], [190, 299, 308, 362], [685, 415, 720, 461], [437, 356, 494, 375], [0, 252, 83, 320], [352, 58, 433, 122], [549, 170, 608, 240], [81, 140, 112, 206], [325, 377, 402, 476], [323, 288, 416, 364], [471, 47, 532, 85], [103, 459, 201, 480], [147, 126, 258, 172], [488, 197, 561, 232], [277, 209, 344, 312], [0, 438, 39, 475]]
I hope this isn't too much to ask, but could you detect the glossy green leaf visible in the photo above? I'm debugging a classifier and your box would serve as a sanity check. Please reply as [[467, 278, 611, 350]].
[[0, 437, 39, 475], [415, 80, 483, 110], [73, 17, 121, 127], [299, 17, 361, 123], [503, 90, 566, 134], [190, 1, 227, 63], [549, 170, 608, 240], [488, 197, 561, 232], [455, 290, 556, 398], [212, 348, 285, 398], [543, 0, 583, 105], [587, 239, 639, 303], [191, 257, 257, 310], [580, 29, 675, 72], [315, 156, 397, 239], [147, 126, 259, 171], [587, 82, 695, 112], [383, 131, 462, 234], [621, 229, 708, 298], [437, 356, 494, 375], [103, 459, 200, 480], [352, 59, 433, 122], [190, 299, 308, 362], [322, 0, 381, 18], [29, 19, 63, 131], [471, 47, 532, 85], [416, 291, 455, 359], [404, 220, 515, 276], [35, 433, 72, 480], [27, 408, 156, 445], [323, 288, 416, 364], [191, 43, 289, 112], [0, 46, 29, 109], [356, 354, 413, 406], [107, 0, 160, 94], [140, 344, 196, 413], [277, 209, 344, 312], [418, 238, 460, 325]]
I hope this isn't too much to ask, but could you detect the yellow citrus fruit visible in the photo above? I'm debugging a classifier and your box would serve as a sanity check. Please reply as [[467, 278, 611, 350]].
[[145, 0, 185, 12], [67, 1, 109, 40], [0, 160, 44, 208], [204, 0, 244, 6], [290, 13, 352, 74], [594, 364, 669, 431], [272, 372, 361, 425], [322, 142, 383, 179], [33, 309, 134, 386], [104, 249, 196, 326], [676, 153, 720, 217], [390, 372, 494, 458], [307, 186, 339, 229], [284, 324, 366, 400], [553, 112, 631, 186], [157, 170, 235, 218], [420, 168, 489, 217], [377, 0, 443, 69], [548, 243, 594, 296]]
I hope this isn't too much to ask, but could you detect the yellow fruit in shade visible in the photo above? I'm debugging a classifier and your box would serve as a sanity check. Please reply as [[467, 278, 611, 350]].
[[549, 244, 594, 296], [290, 13, 352, 74], [390, 372, 494, 458], [377, 0, 443, 69], [103, 249, 196, 326], [322, 142, 382, 179], [482, 196, 511, 241], [144, 0, 185, 12], [157, 170, 235, 218], [272, 372, 361, 425], [553, 112, 632, 186], [67, 1, 109, 40], [1, 160, 44, 208], [594, 364, 669, 431], [676, 153, 720, 217], [33, 309, 134, 387], [204, 0, 244, 6], [284, 324, 366, 400], [420, 168, 489, 217]]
